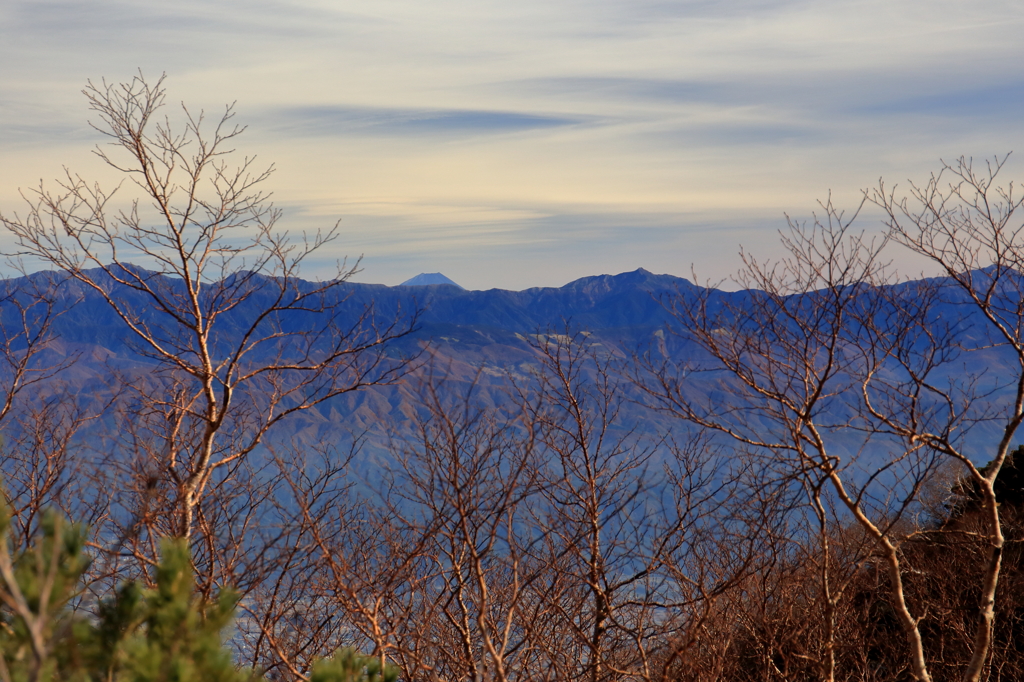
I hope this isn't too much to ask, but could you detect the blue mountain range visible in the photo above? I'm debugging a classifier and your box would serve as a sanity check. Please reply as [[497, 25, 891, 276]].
[[0, 266, 1016, 473]]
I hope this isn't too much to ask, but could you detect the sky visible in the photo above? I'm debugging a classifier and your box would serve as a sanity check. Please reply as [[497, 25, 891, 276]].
[[2, 0, 1023, 290]]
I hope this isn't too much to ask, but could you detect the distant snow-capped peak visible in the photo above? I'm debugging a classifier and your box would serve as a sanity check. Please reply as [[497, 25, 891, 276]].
[[399, 273, 465, 289]]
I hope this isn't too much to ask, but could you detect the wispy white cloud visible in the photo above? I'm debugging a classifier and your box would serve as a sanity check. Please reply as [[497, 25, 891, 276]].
[[259, 105, 589, 138], [2, 0, 1023, 289]]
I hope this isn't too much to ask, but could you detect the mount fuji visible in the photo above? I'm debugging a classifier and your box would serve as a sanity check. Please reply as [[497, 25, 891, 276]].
[[399, 272, 465, 289]]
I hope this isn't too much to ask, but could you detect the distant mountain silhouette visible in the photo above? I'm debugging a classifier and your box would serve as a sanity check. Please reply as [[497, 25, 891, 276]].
[[399, 272, 464, 289], [0, 266, 1013, 473]]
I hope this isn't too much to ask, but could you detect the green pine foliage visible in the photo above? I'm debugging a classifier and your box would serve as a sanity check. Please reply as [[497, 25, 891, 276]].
[[0, 499, 397, 682], [0, 501, 91, 682], [310, 649, 399, 682], [113, 539, 258, 682]]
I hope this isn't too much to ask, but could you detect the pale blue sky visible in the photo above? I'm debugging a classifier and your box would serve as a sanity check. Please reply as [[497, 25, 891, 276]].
[[2, 0, 1022, 289]]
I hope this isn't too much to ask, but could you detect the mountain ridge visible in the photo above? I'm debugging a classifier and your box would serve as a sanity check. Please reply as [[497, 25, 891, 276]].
[[0, 264, 1011, 470]]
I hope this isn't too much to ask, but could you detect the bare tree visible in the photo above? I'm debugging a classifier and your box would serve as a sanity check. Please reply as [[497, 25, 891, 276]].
[[518, 330, 767, 682], [641, 162, 1024, 681], [243, 367, 547, 682], [389, 372, 544, 682], [0, 269, 94, 558], [1, 398, 96, 552], [274, 335, 781, 682], [864, 154, 1024, 682], [637, 202, 947, 681], [519, 331, 660, 682], [0, 271, 78, 425], [0, 74, 417, 566]]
